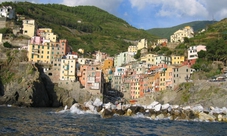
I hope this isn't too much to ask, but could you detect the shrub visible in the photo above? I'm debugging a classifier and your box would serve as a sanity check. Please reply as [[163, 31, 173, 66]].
[[3, 42, 13, 48]]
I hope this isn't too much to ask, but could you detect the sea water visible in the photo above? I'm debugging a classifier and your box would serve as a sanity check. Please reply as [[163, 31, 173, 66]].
[[0, 106, 227, 136]]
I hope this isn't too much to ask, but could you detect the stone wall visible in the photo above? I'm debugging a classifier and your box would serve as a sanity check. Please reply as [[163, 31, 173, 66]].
[[0, 17, 6, 29]]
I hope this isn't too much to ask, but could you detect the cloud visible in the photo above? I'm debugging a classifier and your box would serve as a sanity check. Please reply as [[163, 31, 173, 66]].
[[61, 0, 123, 13], [129, 0, 209, 18]]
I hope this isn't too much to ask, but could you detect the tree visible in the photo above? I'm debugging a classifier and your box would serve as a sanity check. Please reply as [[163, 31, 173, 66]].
[[134, 50, 141, 59], [198, 50, 206, 59], [3, 42, 13, 48], [184, 37, 190, 43]]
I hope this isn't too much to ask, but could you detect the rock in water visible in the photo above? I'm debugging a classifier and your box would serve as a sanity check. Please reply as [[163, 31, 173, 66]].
[[125, 109, 132, 116], [101, 109, 114, 118], [199, 112, 216, 122]]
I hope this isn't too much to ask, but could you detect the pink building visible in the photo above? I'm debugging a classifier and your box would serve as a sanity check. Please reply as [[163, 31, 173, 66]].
[[30, 36, 44, 45]]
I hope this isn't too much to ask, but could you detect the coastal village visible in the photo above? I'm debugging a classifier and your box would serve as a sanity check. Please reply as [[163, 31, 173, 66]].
[[0, 5, 208, 102], [2, 4, 227, 124]]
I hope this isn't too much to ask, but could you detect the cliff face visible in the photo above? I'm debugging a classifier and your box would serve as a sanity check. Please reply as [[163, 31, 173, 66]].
[[0, 48, 78, 107]]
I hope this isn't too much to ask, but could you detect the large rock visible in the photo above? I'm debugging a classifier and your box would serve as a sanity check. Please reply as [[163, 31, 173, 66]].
[[129, 106, 145, 114], [125, 109, 132, 116], [199, 112, 216, 122], [115, 109, 126, 115], [101, 109, 114, 118]]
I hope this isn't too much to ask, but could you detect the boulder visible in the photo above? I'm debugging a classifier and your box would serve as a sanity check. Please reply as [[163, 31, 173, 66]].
[[222, 115, 227, 122], [161, 103, 170, 110], [199, 112, 216, 122], [156, 114, 165, 120], [129, 106, 145, 114], [218, 114, 223, 122], [93, 98, 102, 107], [125, 109, 132, 116], [154, 104, 161, 112], [101, 109, 114, 118], [115, 109, 126, 115], [96, 106, 103, 112], [147, 101, 159, 109], [63, 97, 76, 108]]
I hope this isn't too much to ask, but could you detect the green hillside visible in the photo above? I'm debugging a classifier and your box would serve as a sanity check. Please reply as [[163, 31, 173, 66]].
[[1, 2, 157, 56], [147, 21, 216, 40]]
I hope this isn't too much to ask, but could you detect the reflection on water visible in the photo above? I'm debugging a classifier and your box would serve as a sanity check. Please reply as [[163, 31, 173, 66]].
[[0, 106, 227, 136]]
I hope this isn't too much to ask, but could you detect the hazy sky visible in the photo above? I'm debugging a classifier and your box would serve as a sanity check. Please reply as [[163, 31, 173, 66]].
[[1, 0, 227, 29]]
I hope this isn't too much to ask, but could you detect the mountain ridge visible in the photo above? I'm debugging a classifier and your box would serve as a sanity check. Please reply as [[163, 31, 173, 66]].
[[147, 20, 217, 39]]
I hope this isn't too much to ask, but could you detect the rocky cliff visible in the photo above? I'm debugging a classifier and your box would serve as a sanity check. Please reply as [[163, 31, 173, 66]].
[[0, 47, 92, 107]]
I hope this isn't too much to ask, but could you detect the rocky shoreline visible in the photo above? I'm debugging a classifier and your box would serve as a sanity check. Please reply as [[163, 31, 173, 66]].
[[64, 98, 227, 122]]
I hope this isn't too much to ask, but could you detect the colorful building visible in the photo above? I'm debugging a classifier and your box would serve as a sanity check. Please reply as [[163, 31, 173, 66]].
[[77, 64, 103, 91], [171, 55, 185, 65], [37, 28, 57, 42], [170, 26, 194, 43]]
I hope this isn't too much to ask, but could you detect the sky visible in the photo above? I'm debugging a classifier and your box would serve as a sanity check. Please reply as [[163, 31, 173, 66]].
[[1, 0, 227, 29]]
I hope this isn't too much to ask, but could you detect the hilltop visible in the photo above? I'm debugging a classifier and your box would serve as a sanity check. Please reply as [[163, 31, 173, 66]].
[[1, 2, 157, 56], [147, 20, 216, 40]]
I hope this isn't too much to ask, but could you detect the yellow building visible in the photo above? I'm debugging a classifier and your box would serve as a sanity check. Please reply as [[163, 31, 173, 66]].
[[102, 58, 114, 71], [27, 38, 68, 64], [171, 55, 185, 65], [140, 53, 157, 65], [27, 41, 51, 63], [37, 28, 57, 42], [22, 19, 35, 38], [60, 59, 76, 81], [170, 26, 194, 43], [137, 39, 148, 50], [128, 46, 137, 54]]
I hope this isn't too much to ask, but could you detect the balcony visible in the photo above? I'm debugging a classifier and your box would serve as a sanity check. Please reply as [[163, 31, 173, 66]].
[[90, 86, 99, 90], [87, 76, 95, 83]]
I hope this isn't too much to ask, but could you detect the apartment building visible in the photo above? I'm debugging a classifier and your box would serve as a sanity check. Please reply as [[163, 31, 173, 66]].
[[188, 45, 206, 60], [172, 65, 194, 89], [22, 19, 35, 37], [171, 55, 185, 65], [60, 58, 77, 81], [170, 26, 194, 43], [37, 28, 57, 42]]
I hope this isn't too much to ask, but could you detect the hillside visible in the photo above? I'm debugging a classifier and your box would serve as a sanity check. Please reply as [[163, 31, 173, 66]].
[[147, 21, 216, 40], [191, 18, 227, 44], [1, 2, 157, 56]]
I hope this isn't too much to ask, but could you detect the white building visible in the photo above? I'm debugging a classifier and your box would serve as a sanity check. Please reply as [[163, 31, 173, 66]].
[[114, 66, 127, 76], [114, 52, 136, 67], [188, 45, 206, 60], [155, 55, 171, 65], [0, 6, 15, 19]]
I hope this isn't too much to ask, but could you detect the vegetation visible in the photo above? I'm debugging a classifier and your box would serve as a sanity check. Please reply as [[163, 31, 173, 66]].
[[3, 42, 13, 48], [2, 1, 157, 56]]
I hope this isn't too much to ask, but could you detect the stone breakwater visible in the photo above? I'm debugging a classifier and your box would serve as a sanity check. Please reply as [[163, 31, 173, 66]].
[[64, 98, 227, 122]]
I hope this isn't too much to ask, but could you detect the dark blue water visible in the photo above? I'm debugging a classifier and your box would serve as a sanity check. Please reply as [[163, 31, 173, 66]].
[[0, 106, 227, 136]]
